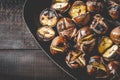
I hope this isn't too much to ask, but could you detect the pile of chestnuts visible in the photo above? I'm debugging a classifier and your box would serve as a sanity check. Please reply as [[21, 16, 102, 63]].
[[37, 0, 120, 80]]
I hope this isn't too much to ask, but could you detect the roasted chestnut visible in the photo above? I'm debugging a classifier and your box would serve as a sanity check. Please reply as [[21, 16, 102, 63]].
[[110, 26, 120, 45], [74, 26, 96, 53], [69, 1, 90, 25], [90, 14, 109, 35], [50, 36, 68, 55], [108, 1, 120, 19], [98, 37, 113, 54], [110, 0, 120, 3], [87, 56, 108, 78], [66, 50, 86, 69], [107, 61, 120, 79], [57, 17, 77, 39], [103, 45, 119, 61], [37, 1, 120, 79], [117, 47, 120, 55], [40, 8, 58, 27], [51, 0, 70, 13], [86, 0, 105, 13], [98, 37, 120, 61], [37, 26, 55, 41]]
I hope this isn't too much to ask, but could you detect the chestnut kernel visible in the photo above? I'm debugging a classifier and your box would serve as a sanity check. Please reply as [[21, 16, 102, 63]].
[[51, 0, 70, 13], [98, 37, 113, 54], [40, 8, 58, 27], [37, 26, 55, 41], [69, 1, 90, 25], [103, 45, 119, 61]]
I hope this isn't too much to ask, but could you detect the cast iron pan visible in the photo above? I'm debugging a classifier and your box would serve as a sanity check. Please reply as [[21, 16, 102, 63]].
[[24, 0, 120, 80]]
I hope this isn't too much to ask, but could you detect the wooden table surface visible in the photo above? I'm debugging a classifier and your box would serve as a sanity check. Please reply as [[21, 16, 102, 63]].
[[0, 0, 73, 80]]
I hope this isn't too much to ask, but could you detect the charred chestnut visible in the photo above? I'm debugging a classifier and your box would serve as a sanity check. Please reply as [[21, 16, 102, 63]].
[[37, 26, 55, 41], [87, 56, 108, 78], [69, 1, 90, 25], [75, 26, 96, 53], [90, 14, 109, 35], [50, 36, 68, 55], [108, 1, 120, 19], [51, 0, 70, 13], [86, 0, 105, 13], [57, 17, 77, 39], [110, 26, 120, 45], [66, 50, 86, 69], [40, 8, 58, 27]]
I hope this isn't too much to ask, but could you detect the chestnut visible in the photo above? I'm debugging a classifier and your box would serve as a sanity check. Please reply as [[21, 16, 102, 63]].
[[98, 36, 120, 61], [40, 8, 58, 27], [117, 47, 120, 55], [86, 0, 105, 13], [98, 37, 113, 54], [69, 1, 90, 25], [74, 26, 93, 43], [108, 1, 120, 19], [50, 36, 68, 55], [110, 26, 120, 45], [74, 26, 96, 53], [87, 56, 108, 78], [90, 14, 109, 35], [51, 0, 70, 13], [66, 50, 86, 69], [107, 61, 120, 79], [37, 26, 55, 41], [103, 45, 119, 61], [110, 0, 120, 3], [57, 17, 77, 39]]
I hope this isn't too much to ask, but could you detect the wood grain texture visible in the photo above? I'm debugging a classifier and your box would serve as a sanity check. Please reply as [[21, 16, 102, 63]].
[[0, 50, 73, 80], [0, 0, 73, 80], [0, 0, 39, 49]]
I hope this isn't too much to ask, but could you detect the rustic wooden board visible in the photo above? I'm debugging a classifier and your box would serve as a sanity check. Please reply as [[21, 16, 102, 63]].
[[0, 50, 73, 80], [0, 0, 73, 80], [0, 0, 39, 49]]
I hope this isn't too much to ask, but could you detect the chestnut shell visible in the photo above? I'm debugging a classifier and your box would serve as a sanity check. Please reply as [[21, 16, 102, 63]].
[[90, 14, 109, 35], [57, 17, 77, 39], [86, 0, 105, 13], [108, 1, 120, 19], [50, 36, 68, 55], [74, 26, 93, 43], [87, 56, 108, 78], [65, 50, 86, 69], [110, 26, 120, 45]]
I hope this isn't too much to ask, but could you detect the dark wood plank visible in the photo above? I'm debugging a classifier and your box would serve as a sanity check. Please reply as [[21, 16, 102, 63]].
[[0, 0, 39, 49], [0, 0, 74, 80], [0, 50, 73, 80]]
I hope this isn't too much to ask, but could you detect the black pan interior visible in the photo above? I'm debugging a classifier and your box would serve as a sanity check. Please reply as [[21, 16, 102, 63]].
[[24, 0, 120, 80]]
